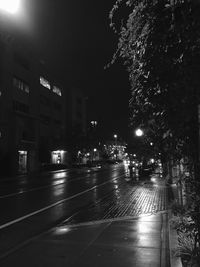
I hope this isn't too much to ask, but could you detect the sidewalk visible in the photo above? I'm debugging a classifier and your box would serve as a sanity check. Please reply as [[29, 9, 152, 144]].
[[1, 212, 170, 267]]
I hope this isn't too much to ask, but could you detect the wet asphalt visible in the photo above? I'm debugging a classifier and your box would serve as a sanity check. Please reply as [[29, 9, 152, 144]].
[[0, 172, 171, 267]]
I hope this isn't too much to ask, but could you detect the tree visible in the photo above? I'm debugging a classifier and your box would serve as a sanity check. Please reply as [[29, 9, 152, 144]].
[[109, 0, 200, 177]]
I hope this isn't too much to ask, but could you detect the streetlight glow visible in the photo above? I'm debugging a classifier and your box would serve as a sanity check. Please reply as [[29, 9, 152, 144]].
[[0, 0, 20, 14], [135, 128, 144, 137]]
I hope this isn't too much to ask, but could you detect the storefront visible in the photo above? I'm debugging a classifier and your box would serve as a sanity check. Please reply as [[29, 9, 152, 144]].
[[51, 150, 66, 164]]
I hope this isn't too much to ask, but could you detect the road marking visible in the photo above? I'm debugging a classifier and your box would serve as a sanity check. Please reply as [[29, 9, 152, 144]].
[[0, 169, 123, 199], [0, 169, 72, 183], [0, 176, 84, 199], [0, 174, 125, 230]]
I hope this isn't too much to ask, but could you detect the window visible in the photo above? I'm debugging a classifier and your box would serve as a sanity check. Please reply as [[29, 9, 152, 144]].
[[40, 77, 51, 90], [13, 101, 29, 114], [13, 77, 30, 94], [53, 85, 62, 96], [54, 102, 62, 111]]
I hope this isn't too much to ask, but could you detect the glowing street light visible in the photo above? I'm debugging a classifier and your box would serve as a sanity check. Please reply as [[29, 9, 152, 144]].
[[93, 148, 97, 162], [135, 128, 144, 137], [0, 0, 20, 14], [114, 134, 118, 147]]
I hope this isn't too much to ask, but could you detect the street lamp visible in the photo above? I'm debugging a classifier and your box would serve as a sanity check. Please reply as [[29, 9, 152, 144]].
[[113, 134, 118, 160], [114, 134, 118, 145], [135, 128, 144, 137], [93, 148, 97, 162], [0, 0, 20, 14]]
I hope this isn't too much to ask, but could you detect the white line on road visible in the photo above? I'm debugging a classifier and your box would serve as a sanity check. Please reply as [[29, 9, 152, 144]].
[[0, 168, 121, 199], [0, 176, 86, 199], [0, 174, 125, 230]]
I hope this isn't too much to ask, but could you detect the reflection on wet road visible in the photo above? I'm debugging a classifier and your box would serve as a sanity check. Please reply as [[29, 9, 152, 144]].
[[0, 164, 169, 259], [63, 175, 167, 225]]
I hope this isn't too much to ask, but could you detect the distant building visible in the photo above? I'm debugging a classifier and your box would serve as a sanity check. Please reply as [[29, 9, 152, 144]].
[[0, 35, 66, 175], [65, 87, 87, 160]]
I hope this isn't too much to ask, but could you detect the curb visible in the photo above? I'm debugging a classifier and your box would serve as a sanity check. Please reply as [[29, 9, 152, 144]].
[[168, 211, 182, 267], [161, 212, 171, 267]]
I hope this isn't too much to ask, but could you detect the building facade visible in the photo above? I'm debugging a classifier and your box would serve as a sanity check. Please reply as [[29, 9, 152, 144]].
[[65, 87, 87, 162], [0, 35, 66, 176]]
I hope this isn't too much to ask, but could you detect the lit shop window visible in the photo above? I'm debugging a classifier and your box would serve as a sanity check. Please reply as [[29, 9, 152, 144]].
[[51, 150, 65, 164], [13, 77, 30, 93], [40, 76, 51, 90], [52, 85, 62, 96], [18, 151, 27, 173]]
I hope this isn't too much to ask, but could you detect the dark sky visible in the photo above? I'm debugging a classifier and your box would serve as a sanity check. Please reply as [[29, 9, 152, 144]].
[[28, 0, 130, 141]]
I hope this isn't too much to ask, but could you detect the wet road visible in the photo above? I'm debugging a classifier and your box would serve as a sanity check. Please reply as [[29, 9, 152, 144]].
[[0, 164, 168, 259]]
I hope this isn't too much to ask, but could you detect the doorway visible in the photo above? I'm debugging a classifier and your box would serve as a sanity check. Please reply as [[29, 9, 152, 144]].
[[18, 150, 27, 173]]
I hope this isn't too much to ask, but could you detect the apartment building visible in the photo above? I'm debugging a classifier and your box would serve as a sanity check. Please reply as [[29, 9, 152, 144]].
[[0, 35, 66, 175], [65, 87, 87, 153]]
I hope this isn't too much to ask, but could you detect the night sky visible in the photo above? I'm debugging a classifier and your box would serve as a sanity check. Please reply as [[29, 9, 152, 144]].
[[26, 0, 130, 141]]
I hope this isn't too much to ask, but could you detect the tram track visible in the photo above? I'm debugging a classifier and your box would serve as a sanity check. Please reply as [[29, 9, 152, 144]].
[[0, 171, 126, 259], [0, 166, 124, 199]]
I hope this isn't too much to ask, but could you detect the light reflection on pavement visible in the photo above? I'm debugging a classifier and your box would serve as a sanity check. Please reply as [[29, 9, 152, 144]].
[[62, 175, 168, 226]]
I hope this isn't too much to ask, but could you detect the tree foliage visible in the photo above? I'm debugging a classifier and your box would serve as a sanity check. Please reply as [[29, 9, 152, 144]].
[[109, 0, 200, 164]]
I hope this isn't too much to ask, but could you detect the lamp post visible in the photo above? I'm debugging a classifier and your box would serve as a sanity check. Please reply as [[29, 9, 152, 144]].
[[93, 148, 97, 162], [114, 134, 117, 145], [134, 128, 146, 172], [90, 120, 98, 149], [113, 134, 118, 160]]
